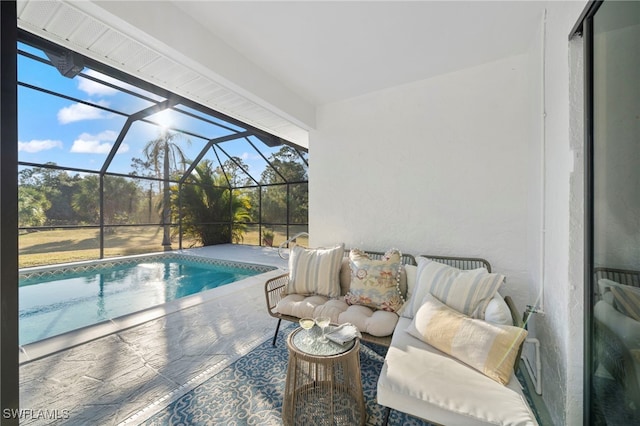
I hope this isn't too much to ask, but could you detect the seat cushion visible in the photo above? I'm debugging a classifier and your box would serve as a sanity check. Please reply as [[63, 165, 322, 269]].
[[275, 294, 329, 319], [377, 317, 538, 426], [276, 295, 398, 337], [338, 304, 398, 337]]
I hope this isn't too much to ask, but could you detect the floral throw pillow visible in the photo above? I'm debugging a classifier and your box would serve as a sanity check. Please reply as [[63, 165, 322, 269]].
[[344, 248, 404, 312]]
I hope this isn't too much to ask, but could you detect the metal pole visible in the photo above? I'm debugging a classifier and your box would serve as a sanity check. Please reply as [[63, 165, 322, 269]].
[[0, 1, 20, 423]]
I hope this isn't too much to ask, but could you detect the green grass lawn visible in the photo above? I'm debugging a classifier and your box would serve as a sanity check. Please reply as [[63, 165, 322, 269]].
[[18, 227, 307, 268], [19, 227, 192, 268]]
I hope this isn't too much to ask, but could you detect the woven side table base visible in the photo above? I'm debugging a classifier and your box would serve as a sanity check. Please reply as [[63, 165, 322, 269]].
[[282, 327, 365, 426]]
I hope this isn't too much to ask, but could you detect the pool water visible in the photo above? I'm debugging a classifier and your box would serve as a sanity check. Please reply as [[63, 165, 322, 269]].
[[19, 255, 273, 345]]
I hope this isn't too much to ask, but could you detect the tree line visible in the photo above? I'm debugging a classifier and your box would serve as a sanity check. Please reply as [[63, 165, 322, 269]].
[[18, 132, 308, 246]]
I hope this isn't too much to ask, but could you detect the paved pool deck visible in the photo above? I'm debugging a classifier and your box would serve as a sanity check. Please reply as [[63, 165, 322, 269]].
[[19, 244, 288, 426]]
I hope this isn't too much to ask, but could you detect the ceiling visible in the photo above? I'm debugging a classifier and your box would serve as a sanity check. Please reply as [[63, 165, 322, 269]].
[[16, 1, 545, 147], [172, 1, 546, 105]]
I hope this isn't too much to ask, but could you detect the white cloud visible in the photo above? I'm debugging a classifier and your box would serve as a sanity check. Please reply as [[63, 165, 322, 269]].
[[77, 70, 119, 96], [18, 139, 63, 153], [78, 69, 163, 101], [57, 101, 110, 124], [70, 130, 129, 154]]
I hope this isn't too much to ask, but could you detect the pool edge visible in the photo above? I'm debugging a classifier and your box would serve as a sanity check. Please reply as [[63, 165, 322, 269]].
[[19, 267, 286, 364]]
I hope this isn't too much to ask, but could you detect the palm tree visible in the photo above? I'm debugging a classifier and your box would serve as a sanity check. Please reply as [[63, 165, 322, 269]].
[[174, 160, 252, 246], [143, 130, 190, 250]]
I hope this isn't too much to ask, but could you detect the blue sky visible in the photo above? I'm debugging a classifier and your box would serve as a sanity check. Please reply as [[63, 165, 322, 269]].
[[17, 42, 287, 181]]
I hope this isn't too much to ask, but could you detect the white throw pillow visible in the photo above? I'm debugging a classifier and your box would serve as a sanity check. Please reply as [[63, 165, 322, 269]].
[[484, 292, 513, 326], [403, 257, 504, 319], [404, 264, 418, 300], [286, 244, 345, 298]]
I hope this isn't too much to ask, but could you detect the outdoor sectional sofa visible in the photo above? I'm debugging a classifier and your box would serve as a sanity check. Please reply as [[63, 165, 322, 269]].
[[264, 245, 538, 425]]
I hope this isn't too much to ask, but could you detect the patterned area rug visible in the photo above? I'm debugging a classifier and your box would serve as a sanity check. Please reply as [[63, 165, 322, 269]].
[[141, 327, 539, 426]]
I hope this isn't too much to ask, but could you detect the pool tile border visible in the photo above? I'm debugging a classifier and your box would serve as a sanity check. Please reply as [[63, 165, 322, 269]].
[[19, 252, 276, 281]]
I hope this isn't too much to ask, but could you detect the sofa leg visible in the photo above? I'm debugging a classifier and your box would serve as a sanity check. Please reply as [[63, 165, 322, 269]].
[[272, 318, 282, 346], [382, 406, 391, 425]]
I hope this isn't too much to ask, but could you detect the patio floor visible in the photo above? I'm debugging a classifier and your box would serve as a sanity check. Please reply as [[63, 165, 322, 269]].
[[19, 244, 288, 426]]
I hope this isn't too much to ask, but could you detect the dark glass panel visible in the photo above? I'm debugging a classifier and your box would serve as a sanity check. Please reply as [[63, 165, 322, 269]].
[[288, 183, 308, 224], [18, 165, 99, 227], [288, 225, 309, 247], [103, 175, 156, 226], [217, 137, 285, 185], [238, 224, 260, 246], [591, 2, 640, 424], [103, 225, 176, 257], [261, 184, 287, 225]]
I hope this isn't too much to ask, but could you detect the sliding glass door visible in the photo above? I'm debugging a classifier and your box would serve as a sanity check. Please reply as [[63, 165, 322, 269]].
[[588, 1, 640, 424]]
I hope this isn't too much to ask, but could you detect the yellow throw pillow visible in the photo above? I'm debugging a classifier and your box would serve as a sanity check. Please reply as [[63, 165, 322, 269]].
[[407, 294, 527, 385]]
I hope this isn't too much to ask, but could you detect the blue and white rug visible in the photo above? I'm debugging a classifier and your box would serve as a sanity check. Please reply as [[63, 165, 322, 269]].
[[141, 328, 539, 425]]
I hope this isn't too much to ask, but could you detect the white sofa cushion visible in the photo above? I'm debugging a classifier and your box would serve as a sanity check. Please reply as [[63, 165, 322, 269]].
[[276, 295, 399, 337], [377, 317, 538, 426], [275, 294, 329, 319], [337, 304, 398, 337]]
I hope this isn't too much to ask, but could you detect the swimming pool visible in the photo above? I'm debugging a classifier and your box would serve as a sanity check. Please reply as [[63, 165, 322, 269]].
[[19, 254, 276, 345]]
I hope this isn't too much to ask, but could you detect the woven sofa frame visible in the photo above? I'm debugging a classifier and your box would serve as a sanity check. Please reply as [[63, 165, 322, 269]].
[[265, 251, 521, 347]]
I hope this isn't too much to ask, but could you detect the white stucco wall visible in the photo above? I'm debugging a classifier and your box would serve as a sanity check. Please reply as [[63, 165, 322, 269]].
[[310, 52, 534, 313], [524, 10, 544, 381], [310, 3, 588, 424], [535, 2, 587, 425]]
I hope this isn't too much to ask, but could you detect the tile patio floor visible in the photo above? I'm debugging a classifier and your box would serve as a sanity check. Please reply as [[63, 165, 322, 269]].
[[19, 245, 288, 426]]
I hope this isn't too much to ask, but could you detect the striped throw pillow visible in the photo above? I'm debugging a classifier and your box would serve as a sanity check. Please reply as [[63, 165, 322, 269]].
[[404, 257, 504, 319], [407, 294, 527, 385], [286, 244, 345, 298], [610, 284, 640, 322]]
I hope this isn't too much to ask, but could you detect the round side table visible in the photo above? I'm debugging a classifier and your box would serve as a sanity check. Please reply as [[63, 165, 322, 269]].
[[282, 325, 365, 426]]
